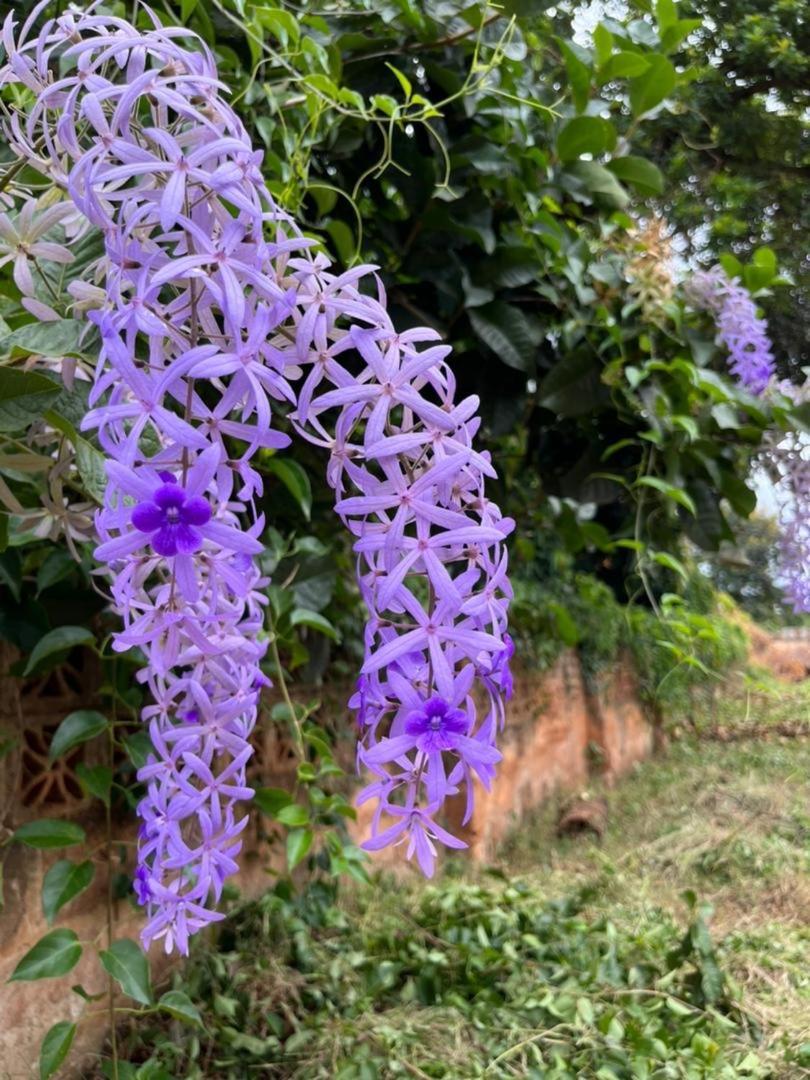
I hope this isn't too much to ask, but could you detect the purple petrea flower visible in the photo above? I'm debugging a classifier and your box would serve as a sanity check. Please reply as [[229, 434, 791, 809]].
[[760, 385, 810, 614], [362, 806, 468, 878], [1, 1, 512, 939], [405, 697, 468, 751], [132, 479, 212, 557], [686, 267, 776, 394]]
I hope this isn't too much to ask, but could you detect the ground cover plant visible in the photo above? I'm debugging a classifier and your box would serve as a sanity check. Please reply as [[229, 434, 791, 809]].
[[113, 735, 810, 1078]]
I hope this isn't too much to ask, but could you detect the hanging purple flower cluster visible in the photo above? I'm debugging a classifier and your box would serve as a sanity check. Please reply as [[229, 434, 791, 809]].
[[685, 267, 775, 393], [2, 3, 511, 945], [292, 294, 514, 876]]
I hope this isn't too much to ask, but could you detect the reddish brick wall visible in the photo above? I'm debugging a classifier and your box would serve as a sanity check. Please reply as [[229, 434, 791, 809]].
[[585, 652, 655, 782]]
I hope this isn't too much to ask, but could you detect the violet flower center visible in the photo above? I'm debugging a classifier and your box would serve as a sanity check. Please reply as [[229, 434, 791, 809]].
[[131, 481, 212, 557]]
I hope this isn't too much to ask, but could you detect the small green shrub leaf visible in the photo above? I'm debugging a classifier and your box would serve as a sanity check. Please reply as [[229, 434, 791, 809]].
[[290, 608, 340, 641], [0, 368, 61, 433], [13, 820, 86, 850], [287, 827, 314, 870], [253, 787, 293, 816], [629, 53, 676, 116], [42, 859, 95, 925], [24, 627, 95, 676], [635, 476, 697, 515], [265, 458, 312, 520], [49, 710, 108, 762], [277, 804, 309, 828], [10, 929, 82, 981], [76, 763, 112, 806], [159, 990, 203, 1027], [39, 1020, 77, 1079], [99, 939, 153, 1005], [557, 116, 616, 162], [606, 155, 664, 194]]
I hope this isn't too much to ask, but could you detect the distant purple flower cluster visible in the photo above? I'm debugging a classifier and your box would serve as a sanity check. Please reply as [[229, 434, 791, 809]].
[[686, 267, 775, 393], [765, 384, 810, 614], [2, 5, 511, 945], [778, 513, 810, 613]]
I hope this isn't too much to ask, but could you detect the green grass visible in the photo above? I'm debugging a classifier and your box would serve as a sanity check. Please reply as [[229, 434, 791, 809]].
[[110, 645, 810, 1079], [115, 735, 810, 1079], [498, 737, 810, 1076]]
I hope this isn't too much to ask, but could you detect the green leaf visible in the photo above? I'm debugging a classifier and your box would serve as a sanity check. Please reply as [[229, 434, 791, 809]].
[[253, 787, 293, 816], [480, 245, 537, 289], [599, 51, 651, 80], [1, 320, 85, 360], [10, 929, 82, 981], [49, 710, 108, 763], [277, 804, 309, 827], [537, 351, 607, 417], [99, 939, 153, 1006], [43, 380, 91, 440], [629, 53, 676, 116], [549, 602, 580, 646], [39, 1021, 77, 1079], [287, 827, 314, 870], [265, 458, 312, 520], [385, 62, 412, 99], [24, 626, 95, 676], [566, 161, 629, 209], [652, 551, 688, 580], [76, 763, 112, 806], [254, 6, 300, 45], [159, 990, 203, 1027], [558, 39, 591, 113], [469, 301, 537, 372], [36, 550, 76, 595], [290, 608, 340, 642], [655, 0, 678, 32], [42, 860, 95, 925], [660, 18, 701, 52], [719, 471, 756, 517], [719, 253, 743, 280], [122, 730, 152, 770], [666, 995, 695, 1016], [0, 368, 60, 433], [753, 246, 777, 274], [325, 219, 356, 266], [607, 155, 664, 195], [14, 819, 86, 850], [635, 476, 696, 514], [75, 439, 108, 503], [593, 23, 613, 66], [557, 116, 616, 162]]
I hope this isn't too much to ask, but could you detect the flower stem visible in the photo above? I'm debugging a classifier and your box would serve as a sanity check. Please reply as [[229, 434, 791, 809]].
[[106, 665, 119, 1080]]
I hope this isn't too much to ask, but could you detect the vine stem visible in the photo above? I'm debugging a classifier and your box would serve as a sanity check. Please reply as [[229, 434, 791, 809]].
[[106, 661, 119, 1080], [268, 620, 304, 759], [634, 445, 662, 617]]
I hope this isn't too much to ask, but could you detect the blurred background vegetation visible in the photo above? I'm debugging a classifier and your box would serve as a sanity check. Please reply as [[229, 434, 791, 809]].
[[2, 0, 807, 699]]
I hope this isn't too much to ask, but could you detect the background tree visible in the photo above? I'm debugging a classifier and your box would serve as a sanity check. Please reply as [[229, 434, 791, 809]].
[[644, 0, 810, 370]]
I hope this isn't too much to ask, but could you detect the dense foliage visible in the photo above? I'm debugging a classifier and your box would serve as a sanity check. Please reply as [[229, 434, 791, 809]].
[[114, 876, 767, 1078]]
